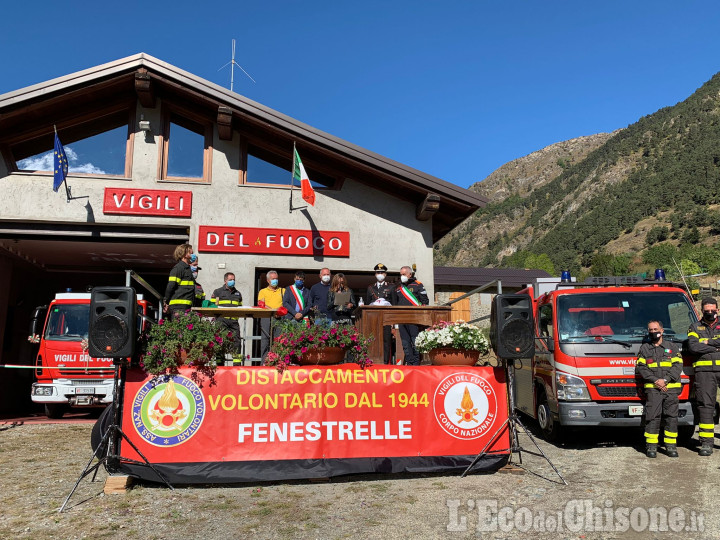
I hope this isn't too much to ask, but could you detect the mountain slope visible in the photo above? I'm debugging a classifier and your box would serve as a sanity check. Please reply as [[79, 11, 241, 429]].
[[435, 72, 720, 273]]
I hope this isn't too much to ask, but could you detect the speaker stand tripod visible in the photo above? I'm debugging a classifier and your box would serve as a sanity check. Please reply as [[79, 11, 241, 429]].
[[461, 358, 567, 485], [60, 361, 174, 512]]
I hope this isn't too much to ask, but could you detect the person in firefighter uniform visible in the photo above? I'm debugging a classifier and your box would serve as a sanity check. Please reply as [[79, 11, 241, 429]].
[[636, 320, 683, 458], [688, 297, 720, 456], [191, 258, 205, 307], [163, 243, 196, 318], [212, 272, 244, 364], [394, 265, 429, 366]]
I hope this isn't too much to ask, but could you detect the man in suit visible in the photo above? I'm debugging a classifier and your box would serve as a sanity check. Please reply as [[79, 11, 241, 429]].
[[282, 270, 312, 323]]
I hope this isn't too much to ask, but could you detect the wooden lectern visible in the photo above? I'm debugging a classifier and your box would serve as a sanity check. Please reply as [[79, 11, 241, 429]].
[[354, 305, 452, 362]]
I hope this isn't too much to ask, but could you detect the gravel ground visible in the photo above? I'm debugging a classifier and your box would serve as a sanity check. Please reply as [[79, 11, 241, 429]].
[[1, 421, 719, 540]]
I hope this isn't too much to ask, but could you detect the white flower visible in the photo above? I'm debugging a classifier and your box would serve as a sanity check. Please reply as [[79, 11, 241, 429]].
[[415, 320, 489, 354]]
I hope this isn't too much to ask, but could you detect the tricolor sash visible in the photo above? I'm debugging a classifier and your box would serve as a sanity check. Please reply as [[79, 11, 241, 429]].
[[290, 285, 306, 311], [399, 285, 421, 306]]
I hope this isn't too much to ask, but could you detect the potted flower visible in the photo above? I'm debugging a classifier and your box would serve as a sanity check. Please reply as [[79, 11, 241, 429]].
[[265, 319, 373, 372], [138, 311, 235, 384], [414, 320, 490, 366]]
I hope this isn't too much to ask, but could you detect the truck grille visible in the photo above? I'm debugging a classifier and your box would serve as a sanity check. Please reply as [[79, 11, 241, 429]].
[[596, 386, 639, 398], [58, 368, 109, 377], [70, 379, 109, 385]]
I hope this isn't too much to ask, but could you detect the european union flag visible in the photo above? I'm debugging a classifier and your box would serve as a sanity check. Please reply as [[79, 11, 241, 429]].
[[53, 133, 68, 192]]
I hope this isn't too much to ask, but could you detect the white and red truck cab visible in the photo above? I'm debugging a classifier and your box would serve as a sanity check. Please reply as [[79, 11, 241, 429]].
[[29, 292, 151, 418], [513, 274, 698, 441]]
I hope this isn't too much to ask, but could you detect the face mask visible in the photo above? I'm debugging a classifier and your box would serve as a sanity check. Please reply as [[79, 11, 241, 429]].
[[321, 275, 331, 284], [189, 253, 197, 263], [227, 279, 235, 288], [192, 271, 198, 280], [648, 331, 662, 342], [190, 265, 198, 272], [376, 274, 386, 282], [270, 279, 279, 287], [703, 311, 717, 321], [295, 280, 304, 288], [400, 275, 409, 284]]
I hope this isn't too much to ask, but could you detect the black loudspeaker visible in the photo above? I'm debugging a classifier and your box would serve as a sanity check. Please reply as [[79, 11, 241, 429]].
[[88, 287, 137, 358], [490, 294, 535, 359]]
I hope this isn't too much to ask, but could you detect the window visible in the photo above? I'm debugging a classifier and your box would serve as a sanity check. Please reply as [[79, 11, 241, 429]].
[[557, 291, 695, 342], [160, 111, 212, 182], [246, 151, 291, 185], [12, 111, 132, 177], [539, 304, 554, 339], [243, 143, 334, 187], [44, 305, 89, 341]]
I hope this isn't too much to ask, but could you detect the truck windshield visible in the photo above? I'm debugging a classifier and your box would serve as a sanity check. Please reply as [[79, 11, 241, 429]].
[[44, 304, 89, 341], [558, 291, 696, 344]]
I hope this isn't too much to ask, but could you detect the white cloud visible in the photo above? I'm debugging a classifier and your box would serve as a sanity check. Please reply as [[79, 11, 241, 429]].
[[17, 152, 53, 171], [17, 146, 106, 175]]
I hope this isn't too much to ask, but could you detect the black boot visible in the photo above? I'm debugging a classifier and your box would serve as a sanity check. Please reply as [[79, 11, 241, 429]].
[[646, 444, 657, 458], [666, 444, 678, 458], [699, 440, 714, 457]]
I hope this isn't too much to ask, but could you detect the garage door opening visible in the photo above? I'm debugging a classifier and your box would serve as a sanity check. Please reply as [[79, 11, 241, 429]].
[[0, 222, 188, 415]]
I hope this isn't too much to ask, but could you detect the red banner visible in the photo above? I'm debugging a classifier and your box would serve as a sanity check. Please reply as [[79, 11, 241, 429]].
[[197, 226, 350, 257], [120, 365, 509, 464], [103, 188, 192, 217]]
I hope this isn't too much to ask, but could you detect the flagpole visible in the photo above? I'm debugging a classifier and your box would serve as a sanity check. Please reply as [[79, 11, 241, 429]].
[[289, 141, 296, 213], [53, 126, 72, 202]]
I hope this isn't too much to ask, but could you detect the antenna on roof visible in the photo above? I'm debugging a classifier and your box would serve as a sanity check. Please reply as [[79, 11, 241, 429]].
[[218, 39, 256, 91]]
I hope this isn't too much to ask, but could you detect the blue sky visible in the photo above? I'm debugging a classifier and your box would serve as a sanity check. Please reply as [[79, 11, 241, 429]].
[[2, 1, 720, 188]]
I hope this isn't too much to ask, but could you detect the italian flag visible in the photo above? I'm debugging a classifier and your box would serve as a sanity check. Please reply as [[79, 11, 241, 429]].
[[293, 147, 316, 206]]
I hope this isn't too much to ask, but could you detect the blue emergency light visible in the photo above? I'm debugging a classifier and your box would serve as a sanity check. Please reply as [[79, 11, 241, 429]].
[[654, 269, 666, 281], [561, 270, 572, 283]]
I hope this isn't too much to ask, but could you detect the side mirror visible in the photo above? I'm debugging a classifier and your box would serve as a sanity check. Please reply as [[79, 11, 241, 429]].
[[544, 336, 555, 352], [28, 306, 48, 341]]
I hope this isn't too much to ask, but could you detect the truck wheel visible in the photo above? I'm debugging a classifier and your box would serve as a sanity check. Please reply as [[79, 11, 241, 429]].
[[536, 391, 562, 442], [44, 404, 66, 419]]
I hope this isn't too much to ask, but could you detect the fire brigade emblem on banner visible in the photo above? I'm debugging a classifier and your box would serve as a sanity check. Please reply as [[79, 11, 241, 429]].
[[132, 375, 205, 446], [433, 372, 498, 440]]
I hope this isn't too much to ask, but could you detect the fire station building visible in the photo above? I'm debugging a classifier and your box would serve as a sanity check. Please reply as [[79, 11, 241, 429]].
[[0, 53, 485, 413]]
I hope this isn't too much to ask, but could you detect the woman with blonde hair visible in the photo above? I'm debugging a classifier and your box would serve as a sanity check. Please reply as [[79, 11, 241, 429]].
[[326, 273, 356, 325]]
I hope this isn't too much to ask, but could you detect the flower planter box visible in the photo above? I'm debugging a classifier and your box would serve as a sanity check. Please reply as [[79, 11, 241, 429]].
[[428, 348, 480, 366], [298, 346, 345, 366]]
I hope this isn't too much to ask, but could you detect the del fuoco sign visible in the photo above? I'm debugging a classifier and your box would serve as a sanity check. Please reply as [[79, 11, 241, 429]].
[[198, 226, 350, 257]]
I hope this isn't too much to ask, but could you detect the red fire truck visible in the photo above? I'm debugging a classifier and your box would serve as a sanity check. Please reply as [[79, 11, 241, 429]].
[[513, 275, 698, 441], [29, 292, 152, 418]]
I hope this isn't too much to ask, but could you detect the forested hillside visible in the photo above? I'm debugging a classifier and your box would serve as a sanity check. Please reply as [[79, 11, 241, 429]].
[[435, 72, 720, 283]]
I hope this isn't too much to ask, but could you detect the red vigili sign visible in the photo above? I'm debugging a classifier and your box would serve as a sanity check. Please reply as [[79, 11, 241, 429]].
[[103, 188, 192, 217], [198, 226, 350, 257]]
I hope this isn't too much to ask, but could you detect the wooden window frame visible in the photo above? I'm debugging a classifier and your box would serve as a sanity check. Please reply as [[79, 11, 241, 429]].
[[158, 105, 213, 184]]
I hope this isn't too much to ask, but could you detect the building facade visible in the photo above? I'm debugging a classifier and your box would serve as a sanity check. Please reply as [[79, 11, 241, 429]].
[[0, 54, 486, 412]]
